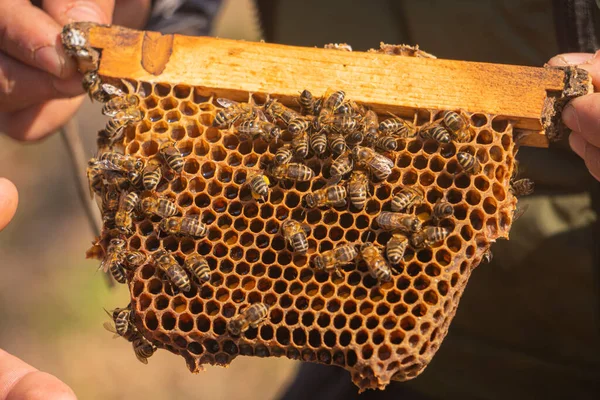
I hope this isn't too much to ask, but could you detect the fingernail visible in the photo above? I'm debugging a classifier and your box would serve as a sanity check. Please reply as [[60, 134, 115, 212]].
[[53, 76, 85, 97], [562, 102, 582, 132], [66, 3, 109, 24], [34, 46, 65, 78], [569, 131, 586, 158]]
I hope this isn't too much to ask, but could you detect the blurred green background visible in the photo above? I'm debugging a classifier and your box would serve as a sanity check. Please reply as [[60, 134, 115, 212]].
[[0, 1, 298, 399]]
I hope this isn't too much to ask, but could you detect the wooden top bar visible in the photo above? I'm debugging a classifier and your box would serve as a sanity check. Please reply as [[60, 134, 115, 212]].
[[80, 23, 592, 148]]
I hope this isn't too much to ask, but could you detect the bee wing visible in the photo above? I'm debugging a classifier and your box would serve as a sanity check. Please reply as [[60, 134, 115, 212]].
[[113, 110, 138, 122], [103, 321, 119, 335], [513, 203, 529, 221], [216, 98, 239, 108], [378, 153, 395, 168], [255, 109, 269, 122], [101, 83, 125, 97], [133, 349, 149, 364], [301, 224, 312, 235]]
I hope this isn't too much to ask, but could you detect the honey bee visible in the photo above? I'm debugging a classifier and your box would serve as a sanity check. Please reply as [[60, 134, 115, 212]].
[[264, 98, 301, 125], [292, 131, 310, 159], [127, 169, 143, 189], [100, 238, 127, 283], [237, 118, 281, 142], [410, 227, 450, 248], [322, 89, 346, 112], [87, 163, 105, 196], [298, 90, 317, 115], [154, 250, 191, 292], [159, 142, 184, 173], [352, 146, 394, 180], [379, 115, 416, 137], [363, 110, 379, 138], [288, 117, 312, 136], [123, 251, 148, 268], [159, 216, 209, 238], [432, 200, 454, 223], [330, 151, 354, 182], [391, 186, 425, 212], [115, 192, 139, 234], [386, 233, 409, 265], [327, 132, 347, 155], [227, 303, 270, 336], [102, 84, 140, 117], [360, 242, 392, 283], [324, 43, 353, 51], [376, 211, 422, 233], [82, 71, 110, 103], [304, 185, 347, 208], [422, 125, 452, 144], [248, 173, 270, 200], [457, 152, 480, 174], [309, 130, 327, 156], [213, 98, 258, 128], [131, 334, 157, 364], [335, 100, 364, 116], [275, 145, 293, 165], [511, 178, 535, 196], [281, 219, 310, 253], [140, 196, 179, 218], [270, 163, 315, 182], [373, 135, 398, 152], [329, 114, 362, 135], [98, 152, 144, 172], [103, 307, 132, 337], [347, 170, 369, 209], [442, 110, 473, 142], [101, 185, 120, 222], [184, 254, 210, 283], [313, 244, 358, 277], [104, 109, 142, 143], [142, 159, 162, 191]]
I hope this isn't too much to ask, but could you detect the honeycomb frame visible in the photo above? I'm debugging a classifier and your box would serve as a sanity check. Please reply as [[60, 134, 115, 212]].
[[85, 78, 518, 390]]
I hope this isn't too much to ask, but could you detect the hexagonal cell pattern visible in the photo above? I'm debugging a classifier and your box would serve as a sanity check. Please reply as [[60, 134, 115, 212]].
[[92, 80, 518, 391]]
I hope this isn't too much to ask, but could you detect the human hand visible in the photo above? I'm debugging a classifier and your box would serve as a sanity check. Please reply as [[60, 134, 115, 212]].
[[548, 52, 600, 181], [0, 179, 76, 398], [0, 0, 151, 142], [0, 348, 76, 400]]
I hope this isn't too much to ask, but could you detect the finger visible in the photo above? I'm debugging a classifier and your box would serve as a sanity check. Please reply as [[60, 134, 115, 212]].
[[569, 132, 600, 182], [548, 51, 600, 91], [0, 52, 83, 113], [0, 96, 84, 142], [0, 1, 76, 78], [0, 349, 35, 400], [42, 0, 114, 26], [561, 93, 600, 147], [6, 371, 77, 400], [0, 178, 18, 231]]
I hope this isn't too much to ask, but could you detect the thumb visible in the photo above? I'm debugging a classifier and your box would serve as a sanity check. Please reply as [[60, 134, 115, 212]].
[[0, 178, 18, 231], [43, 1, 115, 25], [548, 51, 600, 90]]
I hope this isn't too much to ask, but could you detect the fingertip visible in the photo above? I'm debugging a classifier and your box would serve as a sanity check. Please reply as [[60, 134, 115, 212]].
[[0, 178, 18, 231], [6, 371, 77, 400]]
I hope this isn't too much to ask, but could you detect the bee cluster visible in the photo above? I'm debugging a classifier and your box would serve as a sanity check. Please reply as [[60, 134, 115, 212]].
[[64, 27, 530, 391]]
